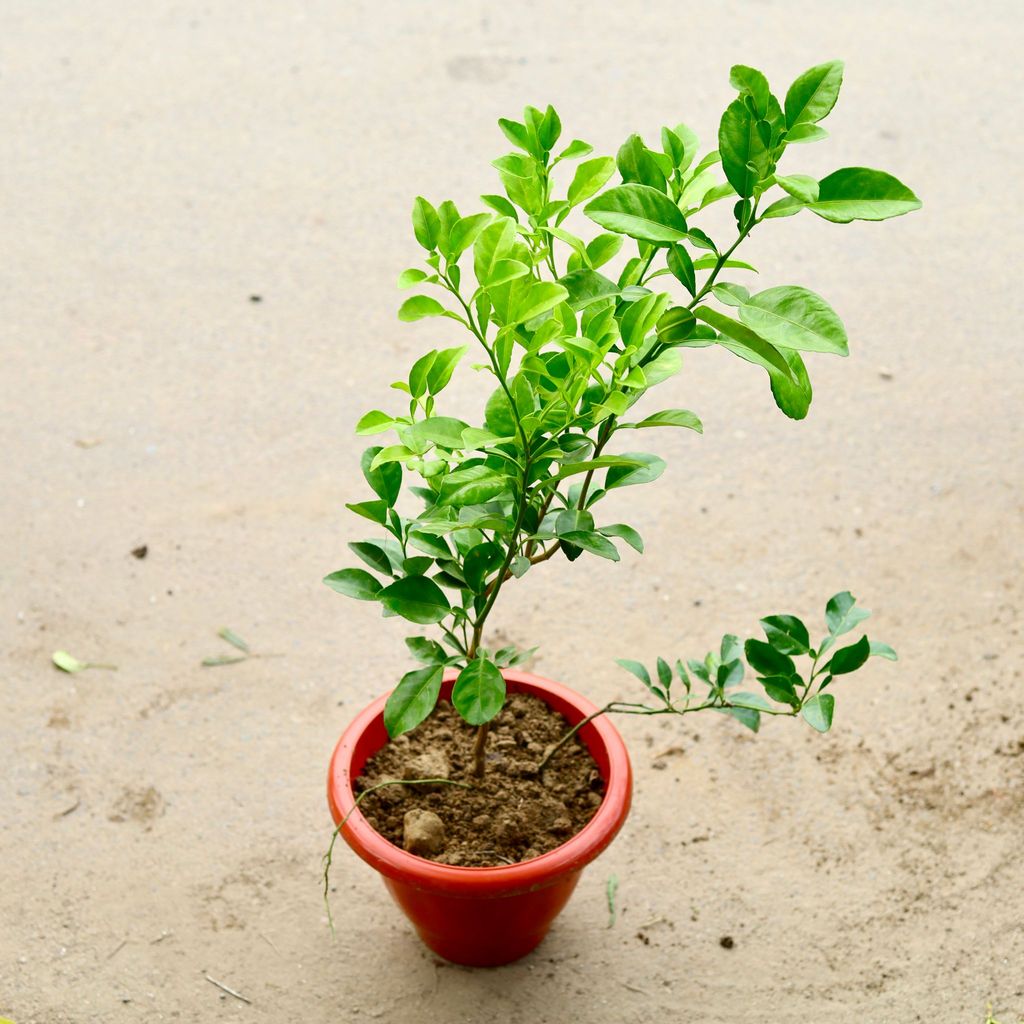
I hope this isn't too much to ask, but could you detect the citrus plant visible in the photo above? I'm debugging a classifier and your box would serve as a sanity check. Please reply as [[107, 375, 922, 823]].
[[325, 60, 919, 774]]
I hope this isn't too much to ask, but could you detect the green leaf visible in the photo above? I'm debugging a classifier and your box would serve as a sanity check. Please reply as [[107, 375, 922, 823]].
[[599, 523, 643, 553], [554, 508, 595, 536], [346, 499, 389, 526], [718, 97, 770, 199], [398, 295, 447, 322], [348, 540, 397, 576], [555, 138, 593, 162], [713, 282, 750, 307], [369, 444, 415, 471], [829, 634, 871, 675], [398, 268, 430, 289], [616, 658, 666, 701], [584, 184, 688, 243], [560, 530, 620, 561], [655, 306, 697, 343], [785, 60, 844, 128], [448, 213, 493, 258], [405, 636, 448, 664], [361, 447, 402, 505], [512, 282, 569, 324], [801, 693, 835, 732], [769, 348, 813, 420], [760, 674, 801, 708], [463, 541, 505, 593], [806, 167, 922, 223], [667, 245, 696, 295], [605, 452, 666, 489], [384, 665, 444, 736], [378, 576, 451, 624], [629, 409, 702, 432], [693, 305, 795, 379], [825, 591, 870, 636], [426, 345, 468, 395], [217, 627, 250, 653], [656, 656, 673, 692], [721, 706, 761, 732], [559, 269, 620, 310], [729, 64, 770, 116], [452, 659, 506, 725], [739, 286, 848, 355], [586, 233, 624, 269], [480, 193, 518, 219], [774, 174, 819, 203], [785, 123, 829, 144], [473, 217, 516, 285], [537, 455, 645, 489], [616, 134, 667, 190], [642, 349, 682, 387], [405, 416, 472, 450], [744, 638, 795, 677], [323, 568, 383, 601], [52, 650, 90, 673], [355, 410, 397, 436], [721, 634, 743, 663], [760, 614, 810, 655], [869, 641, 898, 661], [727, 691, 775, 712], [568, 156, 616, 206], [412, 197, 440, 251], [437, 465, 509, 506], [761, 196, 806, 220]]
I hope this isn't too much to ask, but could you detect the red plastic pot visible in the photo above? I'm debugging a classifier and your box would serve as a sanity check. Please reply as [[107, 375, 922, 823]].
[[327, 668, 632, 966]]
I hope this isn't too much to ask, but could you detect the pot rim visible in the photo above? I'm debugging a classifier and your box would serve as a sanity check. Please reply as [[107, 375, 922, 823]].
[[327, 667, 632, 897]]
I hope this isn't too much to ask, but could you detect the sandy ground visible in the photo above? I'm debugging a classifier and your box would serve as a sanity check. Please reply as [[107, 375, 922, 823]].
[[2, 1, 1023, 1021]]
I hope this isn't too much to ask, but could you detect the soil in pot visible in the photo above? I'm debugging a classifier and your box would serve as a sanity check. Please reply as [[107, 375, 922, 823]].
[[356, 693, 604, 867]]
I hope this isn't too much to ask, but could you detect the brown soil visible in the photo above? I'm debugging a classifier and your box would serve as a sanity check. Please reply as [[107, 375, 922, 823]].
[[356, 694, 603, 866]]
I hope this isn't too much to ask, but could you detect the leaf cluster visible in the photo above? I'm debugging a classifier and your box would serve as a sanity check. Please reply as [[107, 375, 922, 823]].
[[324, 65, 919, 738], [616, 592, 897, 733]]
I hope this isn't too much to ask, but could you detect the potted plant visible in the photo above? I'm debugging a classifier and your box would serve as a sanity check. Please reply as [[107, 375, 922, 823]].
[[324, 59, 920, 966]]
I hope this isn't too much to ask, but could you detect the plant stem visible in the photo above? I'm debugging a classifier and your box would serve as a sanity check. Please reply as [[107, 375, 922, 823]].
[[471, 722, 491, 778], [322, 776, 472, 935]]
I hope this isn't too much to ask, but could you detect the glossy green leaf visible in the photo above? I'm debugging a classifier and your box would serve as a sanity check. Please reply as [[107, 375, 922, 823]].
[[785, 60, 844, 128], [584, 184, 688, 243], [463, 541, 505, 592], [667, 245, 696, 295], [378, 576, 451, 624], [384, 665, 443, 736], [769, 347, 813, 420], [786, 123, 829, 144], [398, 295, 446, 322], [656, 305, 697, 343], [829, 634, 871, 674], [616, 658, 666, 701], [361, 447, 402, 505], [405, 416, 472, 449], [869, 641, 898, 661], [512, 282, 569, 324], [801, 693, 835, 732], [806, 167, 922, 223], [760, 614, 811, 655], [825, 591, 870, 636], [437, 465, 509, 506], [739, 286, 848, 356], [631, 409, 702, 432], [348, 540, 397, 576], [729, 64, 770, 116], [405, 636, 448, 664], [616, 135, 667, 191], [346, 499, 389, 526], [718, 98, 770, 199], [744, 638, 795, 677], [560, 530, 620, 560], [355, 410, 397, 435], [426, 345, 468, 395], [568, 156, 616, 206], [774, 174, 819, 203], [599, 523, 643, 553], [448, 213, 493, 258], [693, 306, 795, 379], [398, 268, 429, 289], [452, 658, 506, 725], [323, 568, 382, 601], [412, 196, 440, 251], [473, 217, 516, 285], [559, 268, 620, 310], [605, 452, 666, 489]]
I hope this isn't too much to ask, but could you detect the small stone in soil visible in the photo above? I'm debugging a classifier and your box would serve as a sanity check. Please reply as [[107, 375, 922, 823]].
[[403, 750, 450, 786], [719, 935, 735, 949], [403, 809, 445, 856]]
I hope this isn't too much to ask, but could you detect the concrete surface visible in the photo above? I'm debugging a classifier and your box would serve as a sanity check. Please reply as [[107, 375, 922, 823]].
[[2, 1, 1022, 1022]]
